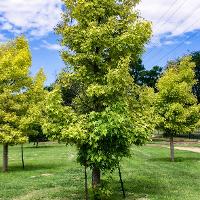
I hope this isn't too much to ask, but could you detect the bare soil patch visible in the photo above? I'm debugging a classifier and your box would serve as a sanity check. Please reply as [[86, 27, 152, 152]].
[[174, 146, 200, 153]]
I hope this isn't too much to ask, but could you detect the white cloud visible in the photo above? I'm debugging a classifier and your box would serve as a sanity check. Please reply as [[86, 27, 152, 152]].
[[32, 47, 40, 50], [184, 41, 192, 45], [0, 33, 7, 42], [1, 0, 200, 44], [137, 0, 200, 45], [41, 40, 62, 51], [0, 0, 63, 37], [163, 40, 177, 46]]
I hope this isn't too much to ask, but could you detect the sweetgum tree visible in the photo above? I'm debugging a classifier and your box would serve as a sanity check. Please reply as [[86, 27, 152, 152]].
[[55, 0, 154, 193], [156, 56, 200, 161], [0, 37, 32, 172]]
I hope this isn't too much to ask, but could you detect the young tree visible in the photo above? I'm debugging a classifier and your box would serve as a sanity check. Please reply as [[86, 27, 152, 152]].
[[156, 56, 200, 161], [20, 69, 47, 148], [55, 0, 154, 195], [0, 37, 31, 172]]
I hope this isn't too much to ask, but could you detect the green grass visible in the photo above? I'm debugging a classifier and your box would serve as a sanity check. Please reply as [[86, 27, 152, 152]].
[[1, 142, 200, 200]]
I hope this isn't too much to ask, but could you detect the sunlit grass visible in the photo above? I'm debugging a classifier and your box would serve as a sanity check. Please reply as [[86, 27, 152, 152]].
[[0, 142, 200, 200]]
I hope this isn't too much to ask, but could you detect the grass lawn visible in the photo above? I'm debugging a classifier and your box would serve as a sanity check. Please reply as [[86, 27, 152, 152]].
[[0, 142, 200, 200]]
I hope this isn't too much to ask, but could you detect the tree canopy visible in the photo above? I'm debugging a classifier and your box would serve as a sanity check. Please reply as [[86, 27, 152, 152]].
[[0, 36, 31, 146], [0, 36, 32, 172], [20, 69, 47, 146]]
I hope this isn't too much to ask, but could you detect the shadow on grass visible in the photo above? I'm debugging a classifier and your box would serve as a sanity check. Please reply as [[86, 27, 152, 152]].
[[52, 188, 84, 200], [110, 176, 167, 200], [8, 162, 65, 172], [149, 156, 200, 162], [24, 145, 61, 149]]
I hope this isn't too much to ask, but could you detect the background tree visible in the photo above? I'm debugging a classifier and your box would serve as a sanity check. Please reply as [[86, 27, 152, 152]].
[[129, 58, 145, 85], [0, 37, 31, 172], [55, 0, 155, 196], [190, 51, 200, 103], [42, 86, 73, 141], [156, 56, 200, 162], [44, 84, 54, 92], [57, 70, 80, 106], [142, 66, 162, 89], [129, 58, 162, 89]]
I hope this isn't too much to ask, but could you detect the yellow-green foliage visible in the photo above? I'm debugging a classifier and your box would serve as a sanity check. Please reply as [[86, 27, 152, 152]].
[[52, 0, 155, 170], [156, 56, 200, 136], [0, 36, 31, 144], [20, 69, 47, 137], [42, 86, 81, 141]]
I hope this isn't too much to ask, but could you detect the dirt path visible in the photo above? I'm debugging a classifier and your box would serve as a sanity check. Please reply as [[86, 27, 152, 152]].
[[174, 146, 200, 153]]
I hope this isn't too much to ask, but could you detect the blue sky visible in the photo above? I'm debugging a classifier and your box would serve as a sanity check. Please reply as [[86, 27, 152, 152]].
[[1, 0, 200, 85]]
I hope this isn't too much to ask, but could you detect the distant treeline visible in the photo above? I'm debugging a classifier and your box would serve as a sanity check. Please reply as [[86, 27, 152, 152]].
[[155, 129, 200, 140], [175, 133, 200, 140]]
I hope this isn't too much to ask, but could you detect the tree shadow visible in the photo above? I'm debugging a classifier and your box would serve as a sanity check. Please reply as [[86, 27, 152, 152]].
[[110, 176, 167, 200], [24, 145, 61, 149], [149, 156, 200, 162], [8, 162, 65, 172]]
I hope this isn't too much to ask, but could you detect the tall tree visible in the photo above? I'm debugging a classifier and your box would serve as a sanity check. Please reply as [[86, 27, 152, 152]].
[[0, 37, 31, 172], [55, 0, 154, 196], [156, 56, 200, 161]]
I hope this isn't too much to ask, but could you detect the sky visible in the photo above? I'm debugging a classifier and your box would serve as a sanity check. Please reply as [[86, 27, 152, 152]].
[[0, 0, 200, 85]]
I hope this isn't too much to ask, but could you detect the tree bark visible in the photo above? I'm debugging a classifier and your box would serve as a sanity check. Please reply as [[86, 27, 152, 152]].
[[170, 136, 175, 162], [92, 166, 100, 188], [84, 165, 89, 200], [92, 166, 101, 200], [3, 144, 8, 172], [36, 140, 39, 148]]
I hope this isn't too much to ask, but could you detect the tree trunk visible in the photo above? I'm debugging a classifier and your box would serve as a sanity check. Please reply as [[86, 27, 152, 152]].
[[36, 140, 39, 148], [92, 166, 101, 200], [3, 144, 8, 172], [84, 165, 89, 200], [92, 166, 100, 188], [170, 136, 175, 162]]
